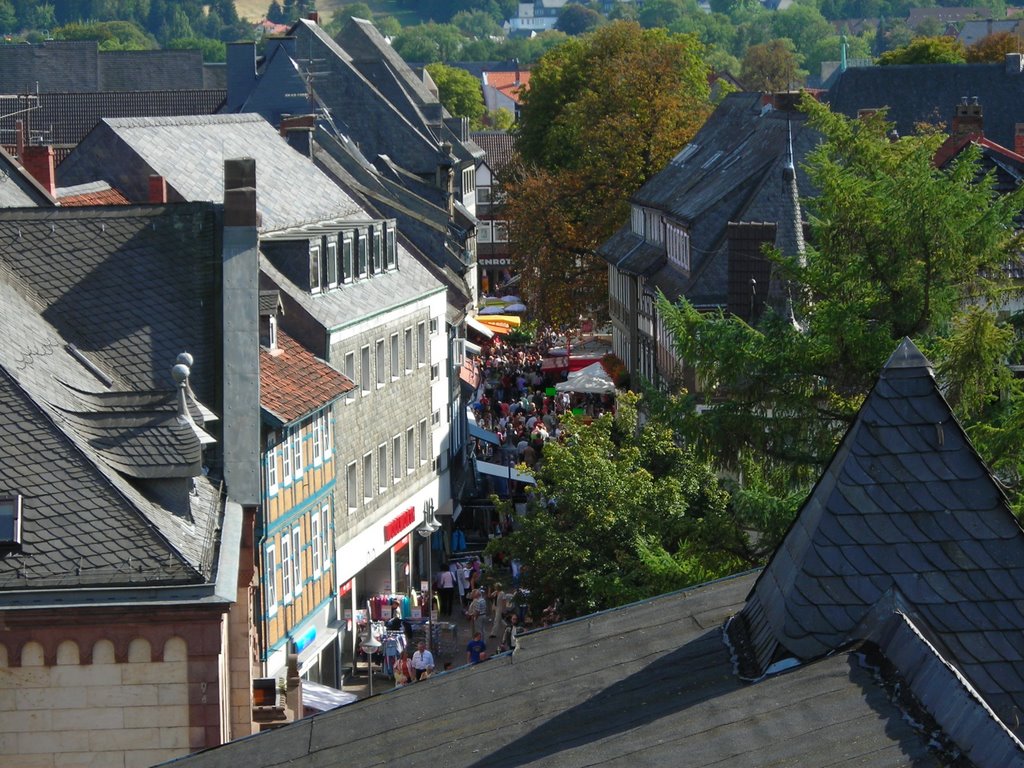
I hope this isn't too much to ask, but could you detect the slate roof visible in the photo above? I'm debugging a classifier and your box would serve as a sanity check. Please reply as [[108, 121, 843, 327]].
[[0, 145, 56, 208], [608, 93, 814, 308], [160, 570, 946, 768], [0, 40, 211, 94], [825, 60, 1024, 150], [0, 208, 225, 593], [0, 90, 226, 148], [470, 131, 517, 176], [57, 114, 365, 233], [735, 338, 1024, 756], [260, 329, 355, 426]]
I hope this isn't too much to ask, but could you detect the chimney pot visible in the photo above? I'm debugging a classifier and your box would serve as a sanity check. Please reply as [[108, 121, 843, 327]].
[[21, 145, 55, 197]]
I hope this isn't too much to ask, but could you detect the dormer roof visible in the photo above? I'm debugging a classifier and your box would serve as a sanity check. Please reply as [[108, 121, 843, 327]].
[[259, 328, 355, 426]]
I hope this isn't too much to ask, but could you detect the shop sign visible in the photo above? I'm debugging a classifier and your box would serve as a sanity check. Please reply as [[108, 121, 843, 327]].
[[479, 257, 511, 267], [339, 579, 353, 597], [293, 625, 317, 653], [383, 507, 415, 543]]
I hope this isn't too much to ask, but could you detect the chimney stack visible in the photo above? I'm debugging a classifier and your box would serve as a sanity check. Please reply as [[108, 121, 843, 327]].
[[952, 96, 983, 137], [148, 174, 168, 203], [307, 11, 320, 24], [21, 145, 56, 197], [279, 114, 316, 158]]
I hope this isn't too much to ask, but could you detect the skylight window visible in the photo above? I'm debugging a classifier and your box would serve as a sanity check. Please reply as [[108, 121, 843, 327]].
[[672, 144, 700, 165]]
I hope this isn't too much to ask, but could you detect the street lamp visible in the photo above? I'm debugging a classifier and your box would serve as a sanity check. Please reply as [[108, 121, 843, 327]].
[[360, 633, 381, 697], [417, 500, 441, 654]]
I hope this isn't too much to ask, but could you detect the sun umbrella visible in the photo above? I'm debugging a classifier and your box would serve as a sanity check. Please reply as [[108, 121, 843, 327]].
[[504, 303, 527, 313]]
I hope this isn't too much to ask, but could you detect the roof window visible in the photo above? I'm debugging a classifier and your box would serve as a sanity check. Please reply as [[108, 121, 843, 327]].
[[0, 495, 23, 551]]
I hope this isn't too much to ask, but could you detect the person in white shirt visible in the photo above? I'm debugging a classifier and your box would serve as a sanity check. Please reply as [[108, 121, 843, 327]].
[[411, 641, 435, 681]]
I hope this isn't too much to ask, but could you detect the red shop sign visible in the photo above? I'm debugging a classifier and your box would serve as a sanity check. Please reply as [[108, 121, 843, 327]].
[[383, 507, 415, 543]]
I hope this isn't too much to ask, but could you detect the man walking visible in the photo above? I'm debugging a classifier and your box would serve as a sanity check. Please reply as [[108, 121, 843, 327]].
[[411, 641, 435, 681]]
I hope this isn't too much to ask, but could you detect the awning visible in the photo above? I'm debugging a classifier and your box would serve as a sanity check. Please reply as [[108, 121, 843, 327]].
[[475, 459, 535, 484], [301, 680, 358, 712], [469, 421, 501, 446], [466, 316, 495, 339], [464, 339, 482, 356]]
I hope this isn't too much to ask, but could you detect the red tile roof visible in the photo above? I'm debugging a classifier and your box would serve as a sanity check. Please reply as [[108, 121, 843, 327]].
[[260, 329, 354, 425], [483, 70, 531, 105], [59, 186, 131, 207]]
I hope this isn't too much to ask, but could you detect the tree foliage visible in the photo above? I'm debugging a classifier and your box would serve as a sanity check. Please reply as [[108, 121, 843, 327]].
[[966, 31, 1021, 63], [556, 4, 605, 35], [485, 393, 736, 619], [658, 96, 1024, 530], [425, 62, 485, 126], [508, 22, 712, 326], [878, 35, 966, 64], [741, 38, 805, 92]]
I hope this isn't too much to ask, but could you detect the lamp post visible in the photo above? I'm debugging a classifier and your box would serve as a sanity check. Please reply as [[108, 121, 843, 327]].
[[359, 633, 381, 697], [417, 500, 441, 654]]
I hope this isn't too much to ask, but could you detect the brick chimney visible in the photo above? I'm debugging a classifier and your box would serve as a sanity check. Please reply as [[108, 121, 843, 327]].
[[1015, 124, 1024, 157], [952, 96, 983, 136], [279, 114, 316, 158], [148, 174, 167, 203], [307, 11, 320, 24], [21, 145, 56, 196]]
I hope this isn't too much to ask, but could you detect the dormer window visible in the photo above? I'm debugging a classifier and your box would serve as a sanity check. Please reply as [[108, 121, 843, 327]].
[[268, 315, 278, 352], [0, 495, 23, 551], [356, 232, 368, 278], [371, 225, 383, 274], [325, 240, 339, 288], [342, 233, 354, 283], [385, 221, 397, 270], [310, 243, 322, 293]]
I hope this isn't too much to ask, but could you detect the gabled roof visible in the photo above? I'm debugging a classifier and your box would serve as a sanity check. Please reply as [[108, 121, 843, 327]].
[[57, 180, 131, 207], [825, 60, 1024, 150], [734, 338, 1024, 752], [0, 145, 56, 208], [470, 130, 517, 176], [260, 329, 355, 426], [58, 114, 365, 233], [482, 70, 531, 105]]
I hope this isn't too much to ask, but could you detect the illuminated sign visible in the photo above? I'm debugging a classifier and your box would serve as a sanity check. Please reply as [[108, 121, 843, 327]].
[[383, 507, 415, 543]]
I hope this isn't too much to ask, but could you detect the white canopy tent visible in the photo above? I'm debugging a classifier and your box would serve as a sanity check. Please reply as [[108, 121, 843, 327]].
[[555, 373, 616, 395]]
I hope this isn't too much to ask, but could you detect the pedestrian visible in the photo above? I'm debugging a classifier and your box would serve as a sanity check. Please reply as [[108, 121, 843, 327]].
[[437, 564, 456, 616], [489, 582, 510, 638], [467, 588, 487, 636], [501, 613, 521, 652], [466, 632, 487, 664], [393, 649, 414, 686], [411, 641, 434, 681]]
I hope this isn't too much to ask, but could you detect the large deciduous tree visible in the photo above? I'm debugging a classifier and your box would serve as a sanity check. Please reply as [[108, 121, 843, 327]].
[[658, 96, 1024, 532], [485, 393, 735, 619], [740, 38, 805, 91], [878, 34, 966, 64], [507, 22, 712, 326], [425, 62, 486, 126]]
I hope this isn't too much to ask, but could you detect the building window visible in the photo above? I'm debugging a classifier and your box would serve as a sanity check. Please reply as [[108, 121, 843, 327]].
[[385, 221, 397, 270], [345, 352, 356, 401], [362, 453, 373, 501], [320, 504, 331, 572], [430, 363, 439, 382], [375, 339, 385, 386], [281, 533, 293, 601], [281, 431, 292, 486], [357, 232, 368, 277], [361, 345, 371, 394], [462, 167, 475, 199], [429, 317, 439, 335], [377, 443, 387, 494], [404, 328, 413, 374], [493, 221, 509, 242], [477, 221, 492, 243], [371, 225, 383, 274], [312, 413, 323, 466], [311, 509, 323, 576], [347, 461, 358, 512], [342, 233, 354, 283], [406, 426, 415, 471], [326, 240, 339, 288], [390, 333, 399, 380], [266, 449, 278, 496], [392, 435, 402, 483], [667, 222, 691, 271], [291, 427, 303, 480], [266, 544, 277, 617], [417, 322, 426, 366], [477, 185, 491, 205], [630, 205, 643, 236], [320, 410, 332, 458], [291, 526, 302, 596], [310, 243, 322, 293], [419, 419, 429, 465], [432, 409, 441, 426], [268, 315, 278, 351]]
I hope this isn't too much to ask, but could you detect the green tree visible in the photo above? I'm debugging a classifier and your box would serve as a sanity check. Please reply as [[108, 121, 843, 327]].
[[485, 107, 515, 130], [966, 30, 1021, 62], [0, 0, 14, 32], [391, 22, 464, 63], [451, 9, 503, 38], [555, 4, 605, 35], [740, 38, 805, 91], [770, 3, 833, 59], [53, 20, 158, 49], [167, 36, 227, 62], [658, 96, 1024, 523], [425, 62, 485, 125], [878, 35, 966, 64], [485, 393, 734, 619], [509, 22, 712, 325], [637, 0, 693, 28]]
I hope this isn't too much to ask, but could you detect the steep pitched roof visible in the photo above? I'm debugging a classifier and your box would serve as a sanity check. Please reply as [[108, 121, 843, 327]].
[[58, 114, 365, 233], [825, 60, 1024, 150], [260, 329, 355, 426], [57, 181, 131, 206], [482, 70, 531, 105], [734, 338, 1024, 753]]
